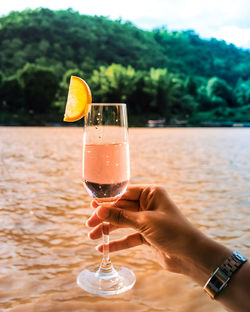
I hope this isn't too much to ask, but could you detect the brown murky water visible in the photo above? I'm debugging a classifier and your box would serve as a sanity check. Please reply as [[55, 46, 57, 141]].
[[0, 127, 249, 312]]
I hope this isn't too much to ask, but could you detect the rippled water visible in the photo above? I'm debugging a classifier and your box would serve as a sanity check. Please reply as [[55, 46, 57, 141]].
[[0, 127, 249, 312]]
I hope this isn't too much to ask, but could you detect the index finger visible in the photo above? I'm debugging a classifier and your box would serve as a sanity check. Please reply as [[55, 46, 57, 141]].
[[120, 184, 146, 201]]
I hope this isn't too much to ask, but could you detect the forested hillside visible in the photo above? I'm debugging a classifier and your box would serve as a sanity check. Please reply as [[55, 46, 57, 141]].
[[1, 8, 250, 125]]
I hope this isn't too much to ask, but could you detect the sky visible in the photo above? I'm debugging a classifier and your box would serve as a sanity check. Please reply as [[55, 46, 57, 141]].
[[1, 0, 250, 49]]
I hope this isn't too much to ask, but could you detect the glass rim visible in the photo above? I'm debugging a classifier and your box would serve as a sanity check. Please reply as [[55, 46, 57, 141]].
[[90, 103, 126, 106]]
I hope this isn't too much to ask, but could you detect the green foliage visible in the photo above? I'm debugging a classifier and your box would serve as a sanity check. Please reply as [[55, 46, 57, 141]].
[[17, 63, 59, 113], [235, 79, 250, 106], [0, 76, 24, 111], [0, 8, 250, 125], [206, 77, 236, 107], [89, 64, 139, 103], [143, 68, 182, 119]]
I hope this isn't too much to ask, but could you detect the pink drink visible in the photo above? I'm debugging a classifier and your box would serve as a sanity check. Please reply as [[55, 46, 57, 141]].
[[83, 142, 129, 201]]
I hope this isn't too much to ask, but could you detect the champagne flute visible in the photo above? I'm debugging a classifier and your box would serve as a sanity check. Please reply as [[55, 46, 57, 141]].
[[77, 103, 136, 295]]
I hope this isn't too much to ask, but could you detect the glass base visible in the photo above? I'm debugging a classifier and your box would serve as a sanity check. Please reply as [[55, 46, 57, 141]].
[[77, 264, 136, 295]]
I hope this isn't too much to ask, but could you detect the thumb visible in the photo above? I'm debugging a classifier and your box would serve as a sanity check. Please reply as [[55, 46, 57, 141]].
[[96, 205, 140, 229]]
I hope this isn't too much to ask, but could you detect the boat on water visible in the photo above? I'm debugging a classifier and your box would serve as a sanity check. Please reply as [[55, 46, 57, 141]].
[[147, 119, 166, 127], [147, 119, 188, 127]]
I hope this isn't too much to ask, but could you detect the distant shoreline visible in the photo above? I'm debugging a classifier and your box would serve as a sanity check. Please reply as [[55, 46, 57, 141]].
[[1, 123, 250, 128]]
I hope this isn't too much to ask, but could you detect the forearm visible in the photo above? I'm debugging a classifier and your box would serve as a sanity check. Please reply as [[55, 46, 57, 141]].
[[184, 232, 232, 285], [183, 232, 250, 311]]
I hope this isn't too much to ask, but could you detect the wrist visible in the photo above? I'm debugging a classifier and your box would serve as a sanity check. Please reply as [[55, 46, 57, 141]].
[[203, 251, 248, 299], [183, 231, 232, 285]]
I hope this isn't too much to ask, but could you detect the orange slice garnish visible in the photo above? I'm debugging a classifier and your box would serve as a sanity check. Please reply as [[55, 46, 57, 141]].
[[64, 76, 92, 122]]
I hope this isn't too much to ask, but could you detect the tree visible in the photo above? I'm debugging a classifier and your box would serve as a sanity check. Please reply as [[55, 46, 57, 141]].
[[18, 63, 59, 113], [235, 79, 250, 106], [196, 85, 213, 111], [0, 71, 3, 86], [206, 77, 236, 107], [143, 68, 182, 119], [1, 8, 250, 125], [0, 76, 24, 111], [89, 64, 140, 103]]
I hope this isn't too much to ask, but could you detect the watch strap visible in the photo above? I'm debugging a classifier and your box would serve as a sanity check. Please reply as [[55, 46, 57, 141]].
[[204, 251, 247, 299], [220, 251, 247, 277]]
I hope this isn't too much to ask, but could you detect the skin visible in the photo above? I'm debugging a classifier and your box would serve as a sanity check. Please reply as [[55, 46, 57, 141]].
[[86, 184, 250, 312]]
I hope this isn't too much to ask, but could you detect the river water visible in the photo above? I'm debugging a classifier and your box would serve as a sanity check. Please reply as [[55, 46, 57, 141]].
[[0, 127, 249, 312]]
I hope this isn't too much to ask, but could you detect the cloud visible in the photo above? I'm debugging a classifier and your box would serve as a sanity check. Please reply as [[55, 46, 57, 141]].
[[212, 26, 250, 48], [131, 0, 250, 48]]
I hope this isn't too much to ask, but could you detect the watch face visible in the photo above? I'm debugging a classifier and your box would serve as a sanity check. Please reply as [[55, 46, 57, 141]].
[[233, 251, 247, 262], [210, 274, 224, 290]]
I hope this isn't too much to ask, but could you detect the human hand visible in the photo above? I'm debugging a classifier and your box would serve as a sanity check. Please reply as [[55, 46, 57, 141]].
[[86, 185, 248, 311], [86, 184, 213, 276]]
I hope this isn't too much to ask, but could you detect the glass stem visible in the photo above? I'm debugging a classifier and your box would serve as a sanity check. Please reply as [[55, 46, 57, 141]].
[[98, 221, 115, 275], [102, 221, 111, 265]]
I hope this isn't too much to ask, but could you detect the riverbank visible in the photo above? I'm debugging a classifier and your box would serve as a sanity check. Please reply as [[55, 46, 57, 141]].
[[1, 122, 250, 127], [1, 104, 250, 127]]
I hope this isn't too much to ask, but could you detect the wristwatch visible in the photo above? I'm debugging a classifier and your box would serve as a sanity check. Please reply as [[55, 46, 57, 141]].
[[203, 251, 247, 299]]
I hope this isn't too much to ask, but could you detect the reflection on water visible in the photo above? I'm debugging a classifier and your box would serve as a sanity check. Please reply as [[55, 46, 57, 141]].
[[0, 127, 249, 312]]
